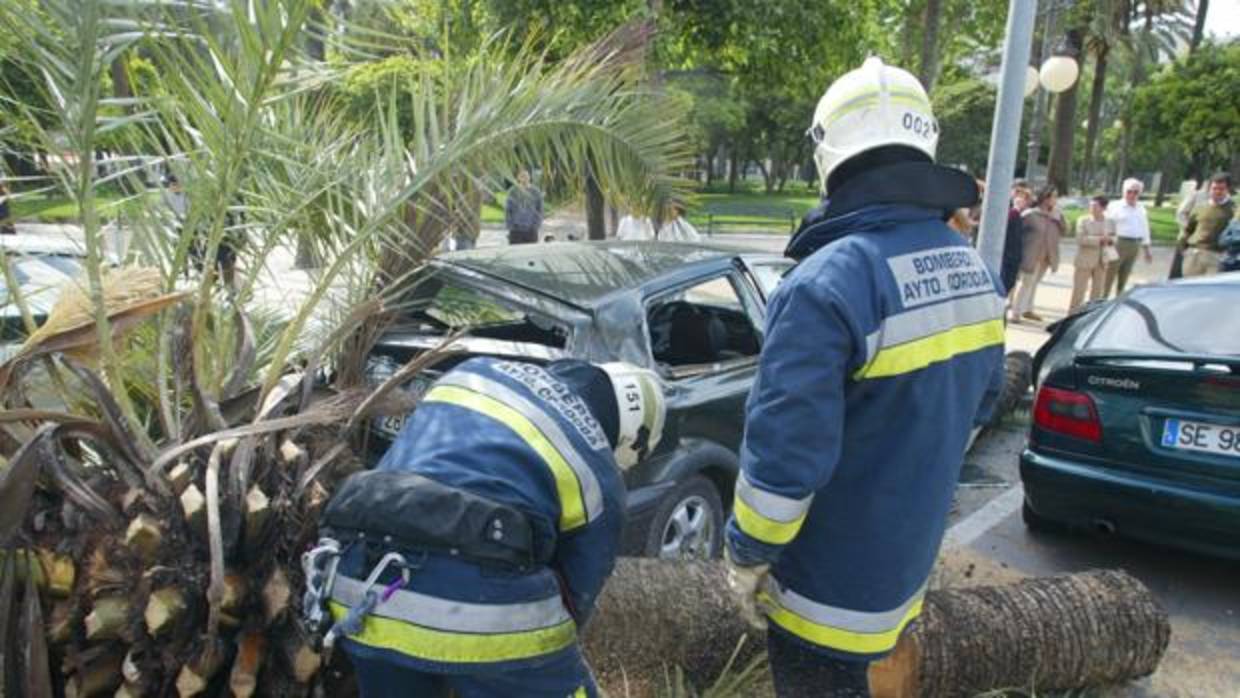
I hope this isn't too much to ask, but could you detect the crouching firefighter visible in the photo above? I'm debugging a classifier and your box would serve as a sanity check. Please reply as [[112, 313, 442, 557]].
[[301, 357, 665, 697]]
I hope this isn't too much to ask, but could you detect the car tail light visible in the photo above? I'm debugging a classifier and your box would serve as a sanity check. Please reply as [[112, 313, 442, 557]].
[[1033, 386, 1102, 443]]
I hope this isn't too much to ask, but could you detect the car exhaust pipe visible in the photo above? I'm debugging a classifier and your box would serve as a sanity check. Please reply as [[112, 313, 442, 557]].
[[1093, 518, 1116, 535]]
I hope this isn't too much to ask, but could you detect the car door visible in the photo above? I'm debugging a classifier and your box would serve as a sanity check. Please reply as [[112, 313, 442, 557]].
[[644, 268, 767, 458], [739, 256, 795, 307]]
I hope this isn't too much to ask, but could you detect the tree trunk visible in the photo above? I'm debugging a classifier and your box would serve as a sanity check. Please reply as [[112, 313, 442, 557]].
[[585, 169, 605, 240], [1154, 152, 1178, 207], [1082, 45, 1109, 192], [306, 4, 327, 61], [757, 160, 774, 195], [918, 0, 943, 90], [1046, 30, 1084, 195], [584, 559, 1170, 697], [727, 145, 740, 193], [900, 0, 922, 68], [110, 57, 132, 102], [1115, 25, 1150, 191], [1190, 0, 1209, 53], [1116, 124, 1134, 192]]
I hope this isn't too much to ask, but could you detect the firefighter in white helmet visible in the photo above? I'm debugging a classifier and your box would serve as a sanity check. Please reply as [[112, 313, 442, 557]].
[[305, 357, 664, 697], [724, 57, 1005, 696]]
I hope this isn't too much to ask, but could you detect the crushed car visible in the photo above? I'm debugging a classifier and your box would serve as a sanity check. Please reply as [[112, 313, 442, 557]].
[[364, 240, 793, 560]]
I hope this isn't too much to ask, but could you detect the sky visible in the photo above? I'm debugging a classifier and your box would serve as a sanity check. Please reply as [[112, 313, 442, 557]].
[[1205, 0, 1240, 40]]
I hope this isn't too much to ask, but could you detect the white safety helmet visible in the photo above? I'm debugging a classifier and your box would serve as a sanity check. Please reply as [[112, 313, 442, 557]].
[[809, 56, 938, 195], [598, 362, 666, 470]]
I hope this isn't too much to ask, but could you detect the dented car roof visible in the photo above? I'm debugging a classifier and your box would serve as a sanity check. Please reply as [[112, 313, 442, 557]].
[[438, 240, 755, 309]]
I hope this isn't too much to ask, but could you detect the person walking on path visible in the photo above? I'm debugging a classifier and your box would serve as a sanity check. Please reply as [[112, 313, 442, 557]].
[[1010, 187, 1065, 324], [723, 57, 1004, 698], [1178, 172, 1235, 277], [1001, 184, 1032, 297], [1069, 196, 1116, 313], [1105, 179, 1153, 295], [504, 168, 543, 245]]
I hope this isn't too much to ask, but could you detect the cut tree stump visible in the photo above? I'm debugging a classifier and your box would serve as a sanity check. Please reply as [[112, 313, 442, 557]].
[[584, 559, 1170, 697]]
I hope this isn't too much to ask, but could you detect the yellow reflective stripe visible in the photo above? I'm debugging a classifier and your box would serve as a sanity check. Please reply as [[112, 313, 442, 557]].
[[424, 385, 587, 531], [855, 318, 1004, 380], [763, 594, 923, 655], [328, 601, 576, 663], [572, 688, 588, 698], [733, 494, 806, 545], [822, 89, 932, 127]]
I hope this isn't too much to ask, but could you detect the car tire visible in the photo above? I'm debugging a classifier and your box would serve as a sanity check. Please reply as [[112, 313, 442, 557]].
[[1022, 500, 1067, 535], [644, 474, 725, 561]]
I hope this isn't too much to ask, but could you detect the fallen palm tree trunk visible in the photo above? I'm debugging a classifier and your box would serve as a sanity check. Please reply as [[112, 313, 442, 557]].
[[585, 558, 1170, 697]]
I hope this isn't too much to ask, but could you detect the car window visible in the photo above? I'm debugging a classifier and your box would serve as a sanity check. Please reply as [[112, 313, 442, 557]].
[[1087, 287, 1240, 356], [647, 274, 762, 377], [748, 262, 794, 301]]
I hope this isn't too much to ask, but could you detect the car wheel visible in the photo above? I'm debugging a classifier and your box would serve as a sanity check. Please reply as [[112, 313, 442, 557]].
[[645, 474, 724, 561], [1022, 500, 1067, 535]]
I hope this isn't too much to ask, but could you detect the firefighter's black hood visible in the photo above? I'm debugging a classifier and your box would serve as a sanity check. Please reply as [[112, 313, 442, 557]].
[[786, 162, 979, 261]]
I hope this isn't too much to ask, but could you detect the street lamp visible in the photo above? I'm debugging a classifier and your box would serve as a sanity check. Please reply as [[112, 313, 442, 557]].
[[1039, 53, 1079, 93], [1023, 66, 1040, 97]]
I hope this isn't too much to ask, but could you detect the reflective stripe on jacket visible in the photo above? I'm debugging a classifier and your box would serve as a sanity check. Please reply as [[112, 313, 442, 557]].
[[336, 357, 625, 673], [727, 201, 1005, 661]]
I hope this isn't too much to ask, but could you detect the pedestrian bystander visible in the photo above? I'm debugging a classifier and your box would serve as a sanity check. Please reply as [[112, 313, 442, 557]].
[[504, 169, 543, 245], [1010, 186, 1064, 323], [1001, 183, 1032, 297], [1178, 172, 1235, 278], [1105, 179, 1153, 295], [1069, 196, 1115, 312]]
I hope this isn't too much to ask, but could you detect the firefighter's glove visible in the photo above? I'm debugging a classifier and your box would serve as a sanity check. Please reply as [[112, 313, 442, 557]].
[[725, 547, 770, 632]]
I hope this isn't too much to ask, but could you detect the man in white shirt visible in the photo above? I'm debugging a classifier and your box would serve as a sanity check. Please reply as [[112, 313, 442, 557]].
[[1105, 178, 1153, 295]]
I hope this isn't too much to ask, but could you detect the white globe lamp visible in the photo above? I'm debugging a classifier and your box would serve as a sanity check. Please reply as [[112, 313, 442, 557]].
[[1039, 55, 1079, 93], [1024, 66, 1040, 97]]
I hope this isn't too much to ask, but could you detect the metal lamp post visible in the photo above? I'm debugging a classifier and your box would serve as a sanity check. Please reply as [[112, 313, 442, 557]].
[[976, 0, 1038, 275]]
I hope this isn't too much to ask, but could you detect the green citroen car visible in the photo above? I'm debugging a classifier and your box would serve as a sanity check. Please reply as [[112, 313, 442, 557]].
[[1021, 273, 1240, 559]]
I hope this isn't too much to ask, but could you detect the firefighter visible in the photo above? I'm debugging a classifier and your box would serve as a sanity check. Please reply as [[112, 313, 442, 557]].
[[303, 357, 664, 697], [723, 57, 1005, 697]]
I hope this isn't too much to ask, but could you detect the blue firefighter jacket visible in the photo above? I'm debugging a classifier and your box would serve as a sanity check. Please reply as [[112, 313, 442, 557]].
[[726, 192, 1005, 662], [332, 357, 625, 675]]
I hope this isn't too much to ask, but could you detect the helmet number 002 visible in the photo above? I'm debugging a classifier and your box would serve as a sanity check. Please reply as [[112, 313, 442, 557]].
[[902, 112, 936, 139]]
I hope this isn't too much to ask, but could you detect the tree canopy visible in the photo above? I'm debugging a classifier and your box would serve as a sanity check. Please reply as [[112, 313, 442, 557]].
[[1132, 39, 1240, 177]]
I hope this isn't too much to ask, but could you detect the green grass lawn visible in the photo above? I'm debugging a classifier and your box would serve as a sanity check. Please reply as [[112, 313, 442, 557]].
[[15, 182, 1185, 247], [9, 191, 149, 223], [684, 185, 820, 234], [1064, 204, 1180, 245]]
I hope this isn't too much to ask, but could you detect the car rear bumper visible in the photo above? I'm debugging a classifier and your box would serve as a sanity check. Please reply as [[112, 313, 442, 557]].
[[1021, 448, 1240, 560]]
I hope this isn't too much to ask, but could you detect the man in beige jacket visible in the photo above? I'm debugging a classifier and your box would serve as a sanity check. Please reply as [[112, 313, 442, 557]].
[[1010, 187, 1065, 323], [1070, 195, 1116, 313]]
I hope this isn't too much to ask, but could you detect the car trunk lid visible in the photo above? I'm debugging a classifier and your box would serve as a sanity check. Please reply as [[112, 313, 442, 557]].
[[1075, 354, 1240, 483]]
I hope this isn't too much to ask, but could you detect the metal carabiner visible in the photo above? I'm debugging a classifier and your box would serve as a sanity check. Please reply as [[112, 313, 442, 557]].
[[358, 552, 411, 599], [301, 538, 342, 632], [322, 551, 411, 651]]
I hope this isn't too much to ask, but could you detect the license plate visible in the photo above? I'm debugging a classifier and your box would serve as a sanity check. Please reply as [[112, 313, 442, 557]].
[[374, 413, 407, 438], [1161, 419, 1240, 458], [369, 374, 435, 439]]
